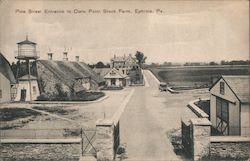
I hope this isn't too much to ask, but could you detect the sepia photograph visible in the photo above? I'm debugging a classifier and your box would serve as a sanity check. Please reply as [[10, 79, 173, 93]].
[[0, 0, 249, 161]]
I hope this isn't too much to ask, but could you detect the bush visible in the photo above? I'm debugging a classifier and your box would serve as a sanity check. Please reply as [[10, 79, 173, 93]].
[[37, 93, 49, 101]]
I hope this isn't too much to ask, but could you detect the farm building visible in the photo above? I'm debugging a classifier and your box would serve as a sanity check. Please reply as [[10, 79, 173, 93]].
[[110, 54, 139, 75], [94, 68, 130, 87], [14, 75, 40, 101], [0, 53, 16, 103], [36, 60, 105, 96], [209, 75, 250, 136]]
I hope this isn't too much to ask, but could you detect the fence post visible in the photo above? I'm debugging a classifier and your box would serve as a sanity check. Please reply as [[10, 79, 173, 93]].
[[96, 119, 114, 161], [190, 118, 211, 161], [80, 128, 84, 156]]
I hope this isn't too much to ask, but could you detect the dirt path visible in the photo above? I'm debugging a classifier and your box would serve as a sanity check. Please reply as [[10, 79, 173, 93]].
[[119, 70, 181, 160]]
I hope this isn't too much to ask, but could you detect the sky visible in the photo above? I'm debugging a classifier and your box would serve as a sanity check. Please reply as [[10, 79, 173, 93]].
[[0, 0, 249, 64]]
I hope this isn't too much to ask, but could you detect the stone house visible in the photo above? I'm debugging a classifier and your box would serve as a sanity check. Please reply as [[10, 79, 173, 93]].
[[209, 75, 250, 136], [110, 54, 139, 75], [14, 75, 40, 101], [0, 53, 16, 103]]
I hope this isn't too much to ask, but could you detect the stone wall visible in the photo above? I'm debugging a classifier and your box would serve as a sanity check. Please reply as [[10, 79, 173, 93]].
[[0, 143, 80, 161], [209, 138, 250, 160], [96, 119, 115, 161]]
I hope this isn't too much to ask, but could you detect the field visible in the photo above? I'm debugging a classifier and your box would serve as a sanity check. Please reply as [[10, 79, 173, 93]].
[[149, 65, 250, 89]]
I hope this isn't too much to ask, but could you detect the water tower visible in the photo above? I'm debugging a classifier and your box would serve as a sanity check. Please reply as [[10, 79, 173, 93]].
[[15, 36, 39, 101]]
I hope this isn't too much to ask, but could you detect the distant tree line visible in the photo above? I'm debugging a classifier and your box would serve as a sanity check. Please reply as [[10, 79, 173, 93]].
[[145, 60, 250, 68], [10, 61, 37, 79], [88, 61, 110, 68], [220, 60, 250, 65]]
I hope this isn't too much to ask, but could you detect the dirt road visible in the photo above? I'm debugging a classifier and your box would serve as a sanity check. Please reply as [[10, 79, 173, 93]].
[[119, 70, 209, 160]]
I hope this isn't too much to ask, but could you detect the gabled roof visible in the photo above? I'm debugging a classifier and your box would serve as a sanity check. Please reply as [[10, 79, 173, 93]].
[[17, 37, 36, 45], [111, 56, 126, 62], [37, 60, 105, 88], [104, 68, 127, 79], [0, 53, 16, 84], [210, 75, 250, 103], [18, 74, 37, 81]]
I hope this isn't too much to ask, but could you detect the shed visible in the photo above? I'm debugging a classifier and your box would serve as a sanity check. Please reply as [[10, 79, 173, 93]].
[[209, 75, 250, 136]]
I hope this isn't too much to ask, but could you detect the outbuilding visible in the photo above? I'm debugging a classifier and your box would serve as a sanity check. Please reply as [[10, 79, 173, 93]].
[[0, 53, 16, 103], [15, 75, 40, 101], [209, 75, 250, 136]]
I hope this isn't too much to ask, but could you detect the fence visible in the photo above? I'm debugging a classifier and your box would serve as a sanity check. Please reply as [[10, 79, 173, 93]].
[[113, 121, 120, 156], [0, 128, 97, 157], [0, 128, 81, 139]]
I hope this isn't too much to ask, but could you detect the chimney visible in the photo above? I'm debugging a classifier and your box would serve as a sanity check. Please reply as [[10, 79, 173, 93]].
[[75, 56, 79, 62], [63, 52, 68, 61], [48, 53, 53, 60]]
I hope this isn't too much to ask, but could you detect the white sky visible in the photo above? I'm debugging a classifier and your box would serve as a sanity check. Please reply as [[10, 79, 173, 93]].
[[0, 0, 249, 64]]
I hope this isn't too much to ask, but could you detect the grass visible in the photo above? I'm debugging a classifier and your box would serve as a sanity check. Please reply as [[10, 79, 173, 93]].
[[32, 106, 77, 115], [37, 91, 105, 101], [0, 108, 41, 122], [149, 65, 250, 88]]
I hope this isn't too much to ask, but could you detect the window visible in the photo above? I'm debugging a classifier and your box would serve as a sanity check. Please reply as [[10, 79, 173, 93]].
[[0, 89, 2, 98], [216, 97, 229, 135], [33, 86, 36, 94], [220, 82, 225, 95]]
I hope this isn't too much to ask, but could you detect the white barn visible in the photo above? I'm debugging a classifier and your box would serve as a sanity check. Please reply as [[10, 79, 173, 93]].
[[210, 75, 250, 136]]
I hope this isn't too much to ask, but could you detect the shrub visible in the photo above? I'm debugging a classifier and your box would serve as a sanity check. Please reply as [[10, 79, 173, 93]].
[[37, 93, 49, 101]]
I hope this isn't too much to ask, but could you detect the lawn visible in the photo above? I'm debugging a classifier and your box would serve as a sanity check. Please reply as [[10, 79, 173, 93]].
[[32, 106, 77, 115], [149, 65, 250, 89], [0, 108, 41, 122]]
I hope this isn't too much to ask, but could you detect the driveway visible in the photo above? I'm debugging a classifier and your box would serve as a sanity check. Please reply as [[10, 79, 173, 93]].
[[119, 70, 209, 160]]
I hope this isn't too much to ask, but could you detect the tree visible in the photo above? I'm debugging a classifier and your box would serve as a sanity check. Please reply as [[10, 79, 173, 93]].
[[95, 61, 105, 68], [135, 51, 147, 68]]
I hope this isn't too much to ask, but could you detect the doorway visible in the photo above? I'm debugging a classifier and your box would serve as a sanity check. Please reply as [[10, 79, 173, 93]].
[[111, 78, 116, 86], [20, 89, 26, 101]]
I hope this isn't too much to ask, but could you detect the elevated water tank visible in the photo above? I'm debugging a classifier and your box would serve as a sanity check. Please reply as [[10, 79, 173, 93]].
[[16, 36, 39, 60]]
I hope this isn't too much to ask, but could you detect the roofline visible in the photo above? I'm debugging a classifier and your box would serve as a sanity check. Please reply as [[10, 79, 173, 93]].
[[210, 75, 244, 104]]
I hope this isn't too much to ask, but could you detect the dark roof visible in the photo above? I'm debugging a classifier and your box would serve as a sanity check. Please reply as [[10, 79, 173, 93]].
[[0, 53, 16, 84], [17, 38, 36, 45], [37, 60, 105, 88], [18, 74, 37, 81], [210, 75, 250, 103]]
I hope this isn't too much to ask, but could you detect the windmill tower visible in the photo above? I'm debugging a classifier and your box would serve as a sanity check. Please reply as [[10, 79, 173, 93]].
[[15, 36, 40, 102]]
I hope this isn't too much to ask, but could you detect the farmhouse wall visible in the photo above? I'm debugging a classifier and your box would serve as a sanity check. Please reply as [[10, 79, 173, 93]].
[[14, 80, 40, 101], [209, 137, 250, 160], [241, 104, 250, 136], [0, 73, 11, 103], [0, 143, 80, 161], [228, 100, 240, 135], [210, 95, 216, 126], [210, 79, 238, 103]]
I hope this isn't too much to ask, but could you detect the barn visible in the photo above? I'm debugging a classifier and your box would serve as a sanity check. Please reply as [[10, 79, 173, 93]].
[[0, 53, 16, 103], [210, 75, 250, 136]]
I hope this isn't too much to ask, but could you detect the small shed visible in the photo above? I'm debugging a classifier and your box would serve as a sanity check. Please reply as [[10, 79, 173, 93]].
[[15, 75, 40, 101], [209, 75, 250, 136]]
